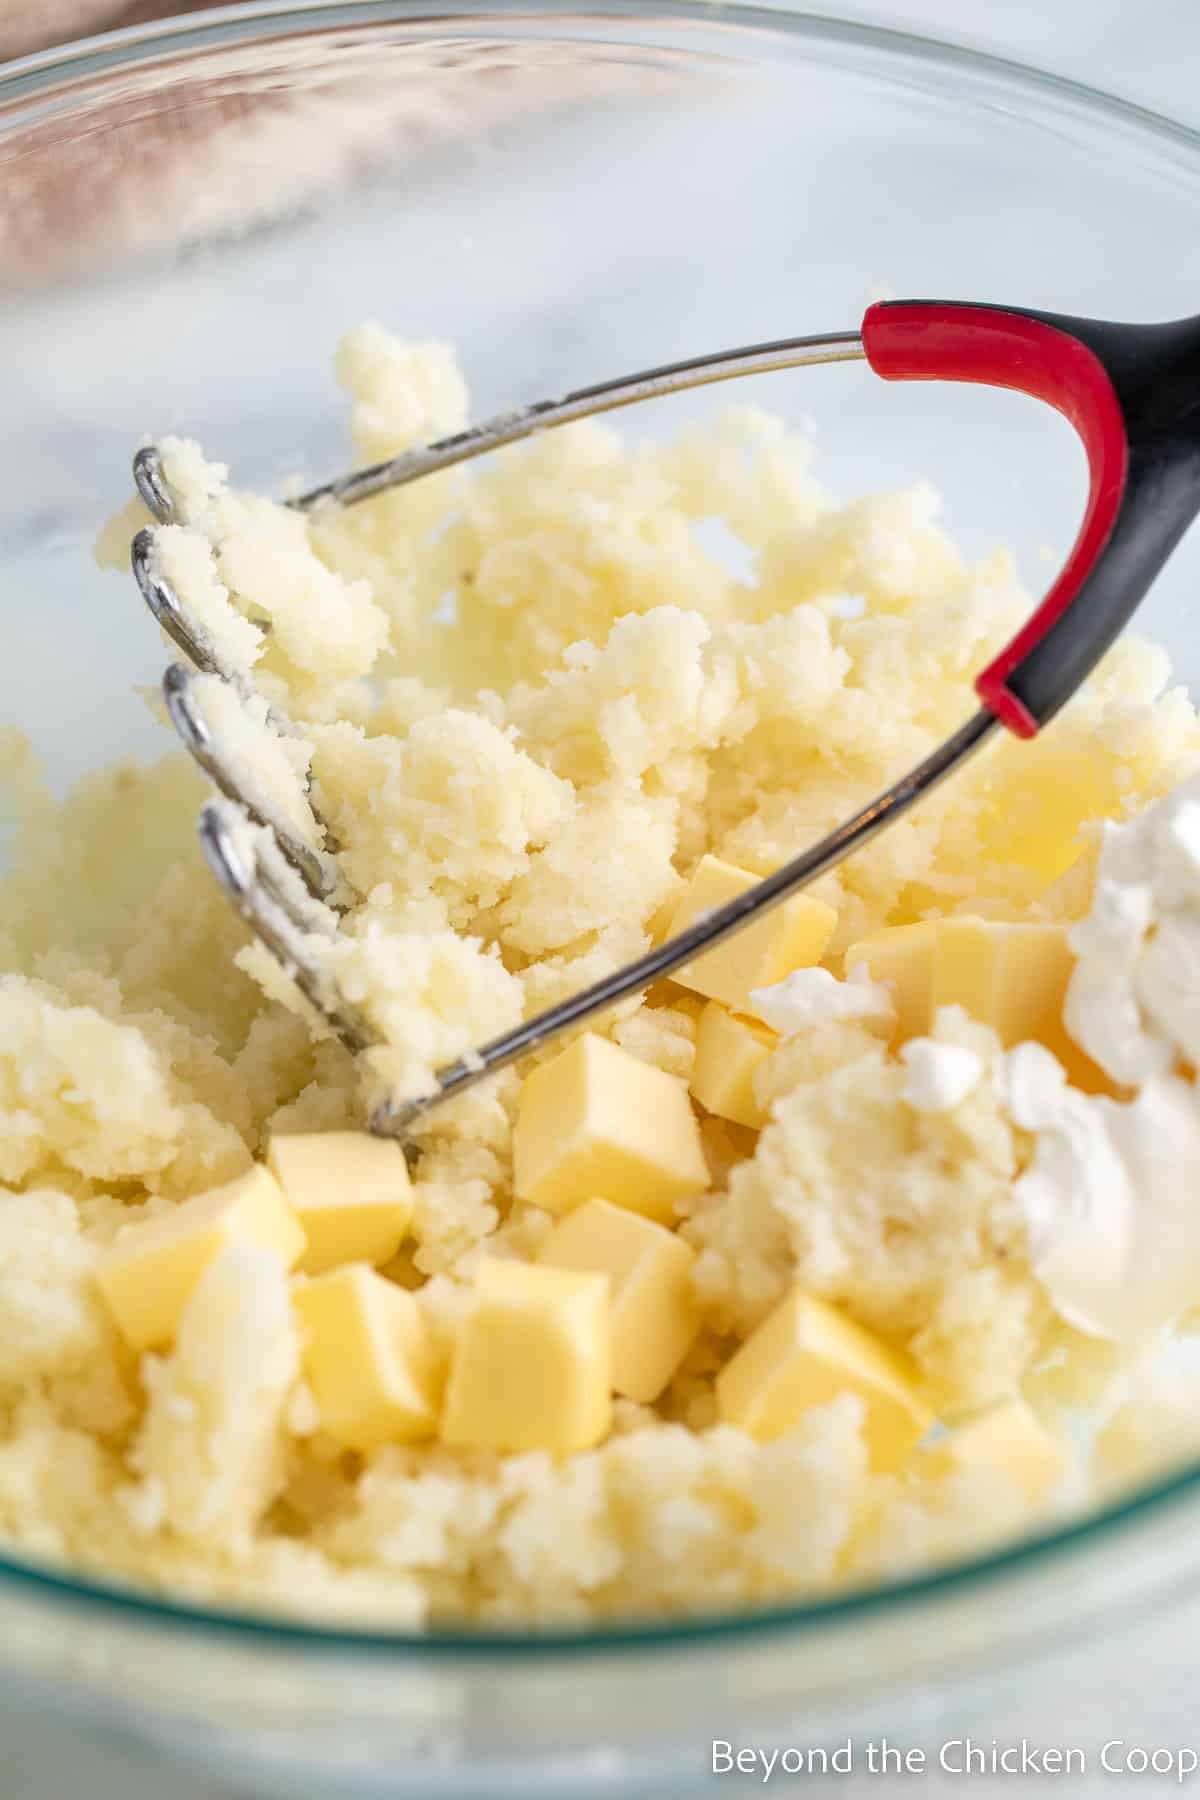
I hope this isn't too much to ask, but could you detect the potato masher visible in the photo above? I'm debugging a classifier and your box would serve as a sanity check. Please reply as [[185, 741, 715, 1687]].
[[129, 299, 1200, 1139]]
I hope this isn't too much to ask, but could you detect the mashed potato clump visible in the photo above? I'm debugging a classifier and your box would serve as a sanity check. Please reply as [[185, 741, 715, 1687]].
[[3, 326, 1200, 1626]]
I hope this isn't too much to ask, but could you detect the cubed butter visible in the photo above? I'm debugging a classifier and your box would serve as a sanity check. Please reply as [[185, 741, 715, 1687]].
[[537, 1198, 700, 1402], [927, 1398, 1067, 1501], [266, 1130, 412, 1276], [513, 1032, 708, 1223], [666, 854, 836, 1011], [931, 916, 1108, 1089], [95, 1164, 305, 1350], [690, 1003, 777, 1130], [843, 921, 937, 1042], [844, 917, 1107, 1088], [932, 917, 1071, 1048], [293, 1264, 441, 1450], [716, 1287, 932, 1469], [441, 1259, 611, 1454]]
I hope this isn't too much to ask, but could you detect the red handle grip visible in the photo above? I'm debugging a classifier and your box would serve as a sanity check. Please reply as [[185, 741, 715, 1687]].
[[861, 301, 1130, 738]]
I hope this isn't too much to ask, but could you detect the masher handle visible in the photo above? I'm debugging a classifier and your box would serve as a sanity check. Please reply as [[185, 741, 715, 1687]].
[[864, 300, 1200, 736]]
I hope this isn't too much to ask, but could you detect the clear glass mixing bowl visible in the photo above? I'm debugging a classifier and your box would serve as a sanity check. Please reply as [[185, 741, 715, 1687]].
[[4, 5, 1200, 1795]]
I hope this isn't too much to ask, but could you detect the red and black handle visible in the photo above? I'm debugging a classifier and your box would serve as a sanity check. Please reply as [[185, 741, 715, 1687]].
[[862, 300, 1200, 737]]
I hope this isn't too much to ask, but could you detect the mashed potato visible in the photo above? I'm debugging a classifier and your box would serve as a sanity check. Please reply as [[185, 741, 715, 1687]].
[[3, 324, 1200, 1626]]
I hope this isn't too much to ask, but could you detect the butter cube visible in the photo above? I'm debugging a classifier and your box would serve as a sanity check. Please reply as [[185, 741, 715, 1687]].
[[95, 1164, 305, 1350], [932, 917, 1073, 1049], [846, 916, 1108, 1090], [667, 855, 836, 1011], [929, 1399, 1067, 1501], [293, 1264, 440, 1450], [932, 916, 1111, 1091], [716, 1287, 932, 1469], [513, 1033, 708, 1223], [441, 1260, 611, 1454], [266, 1130, 412, 1276], [538, 1198, 699, 1402], [843, 921, 937, 1042], [690, 1003, 777, 1130]]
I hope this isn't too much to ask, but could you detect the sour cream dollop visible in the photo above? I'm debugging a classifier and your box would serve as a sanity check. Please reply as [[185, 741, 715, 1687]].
[[998, 1042, 1200, 1343], [749, 964, 894, 1036]]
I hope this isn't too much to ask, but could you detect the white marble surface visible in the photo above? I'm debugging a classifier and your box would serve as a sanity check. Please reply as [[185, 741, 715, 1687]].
[[8, 3, 1200, 1796]]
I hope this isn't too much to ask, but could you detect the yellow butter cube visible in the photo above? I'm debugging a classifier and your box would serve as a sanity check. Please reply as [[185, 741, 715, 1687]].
[[441, 1260, 611, 1454], [95, 1164, 305, 1351], [537, 1198, 699, 1402], [266, 1130, 412, 1276], [513, 1032, 708, 1223], [715, 1287, 932, 1469], [293, 1264, 441, 1450], [846, 916, 1110, 1091], [843, 921, 937, 1042], [931, 915, 1111, 1092], [690, 1003, 777, 1130], [929, 1399, 1067, 1501], [932, 917, 1073, 1048], [666, 855, 836, 1011]]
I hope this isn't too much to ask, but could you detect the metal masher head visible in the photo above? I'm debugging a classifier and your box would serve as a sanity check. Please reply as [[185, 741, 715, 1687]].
[[131, 297, 1200, 1139]]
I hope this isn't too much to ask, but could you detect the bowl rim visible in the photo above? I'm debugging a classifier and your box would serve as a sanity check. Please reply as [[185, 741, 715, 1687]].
[[0, 0, 1199, 167], [4, 0, 1200, 1658]]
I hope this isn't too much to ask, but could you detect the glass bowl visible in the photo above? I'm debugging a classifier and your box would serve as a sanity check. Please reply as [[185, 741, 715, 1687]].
[[4, 5, 1200, 1794]]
